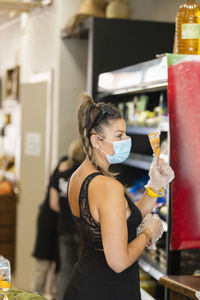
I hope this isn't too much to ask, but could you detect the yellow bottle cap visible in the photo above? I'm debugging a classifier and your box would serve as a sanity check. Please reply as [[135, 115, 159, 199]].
[[0, 280, 12, 289]]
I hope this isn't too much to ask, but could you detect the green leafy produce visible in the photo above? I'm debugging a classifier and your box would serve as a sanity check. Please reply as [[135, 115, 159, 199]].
[[0, 289, 47, 300]]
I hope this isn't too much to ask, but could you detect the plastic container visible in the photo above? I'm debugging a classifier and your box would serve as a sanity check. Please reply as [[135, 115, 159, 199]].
[[175, 0, 199, 54], [0, 256, 11, 283]]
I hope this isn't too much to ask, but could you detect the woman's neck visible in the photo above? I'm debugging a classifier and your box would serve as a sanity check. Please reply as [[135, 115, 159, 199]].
[[93, 149, 110, 171], [84, 155, 109, 172]]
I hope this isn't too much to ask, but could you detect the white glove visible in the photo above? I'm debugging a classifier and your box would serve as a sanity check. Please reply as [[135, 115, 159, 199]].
[[146, 156, 175, 190], [137, 214, 164, 249]]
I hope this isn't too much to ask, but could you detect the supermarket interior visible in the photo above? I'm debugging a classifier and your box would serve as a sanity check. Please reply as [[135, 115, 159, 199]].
[[0, 1, 200, 300]]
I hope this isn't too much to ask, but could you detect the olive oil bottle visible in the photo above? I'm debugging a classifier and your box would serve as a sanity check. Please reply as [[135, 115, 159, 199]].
[[175, 0, 200, 54]]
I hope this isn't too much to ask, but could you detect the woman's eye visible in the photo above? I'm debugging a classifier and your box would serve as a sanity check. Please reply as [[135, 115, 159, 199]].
[[117, 134, 123, 139]]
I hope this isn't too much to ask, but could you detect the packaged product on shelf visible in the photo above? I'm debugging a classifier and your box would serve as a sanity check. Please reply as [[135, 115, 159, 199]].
[[134, 95, 149, 126], [0, 256, 11, 283], [118, 102, 124, 117], [148, 132, 160, 156], [128, 175, 149, 202], [125, 101, 135, 125]]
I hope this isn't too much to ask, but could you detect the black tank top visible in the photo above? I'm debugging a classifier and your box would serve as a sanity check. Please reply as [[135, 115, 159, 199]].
[[69, 172, 142, 250]]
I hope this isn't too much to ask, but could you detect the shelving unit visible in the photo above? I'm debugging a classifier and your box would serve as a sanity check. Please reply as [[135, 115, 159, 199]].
[[62, 17, 174, 99], [139, 257, 165, 281], [126, 125, 169, 135], [0, 170, 17, 183], [124, 153, 153, 170]]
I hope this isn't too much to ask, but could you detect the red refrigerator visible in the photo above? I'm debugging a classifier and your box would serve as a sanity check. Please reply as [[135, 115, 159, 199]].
[[167, 54, 200, 250]]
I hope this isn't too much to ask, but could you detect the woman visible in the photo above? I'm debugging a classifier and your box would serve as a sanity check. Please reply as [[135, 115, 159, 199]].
[[32, 159, 60, 297], [64, 94, 174, 300]]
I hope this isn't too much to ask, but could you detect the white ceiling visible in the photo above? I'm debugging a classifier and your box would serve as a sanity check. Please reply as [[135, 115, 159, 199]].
[[0, 0, 52, 27]]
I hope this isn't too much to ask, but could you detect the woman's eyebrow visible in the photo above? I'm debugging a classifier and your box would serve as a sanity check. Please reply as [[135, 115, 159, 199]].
[[114, 130, 124, 133]]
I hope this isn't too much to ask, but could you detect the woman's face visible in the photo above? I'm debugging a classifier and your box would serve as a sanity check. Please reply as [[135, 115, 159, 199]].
[[98, 118, 129, 156]]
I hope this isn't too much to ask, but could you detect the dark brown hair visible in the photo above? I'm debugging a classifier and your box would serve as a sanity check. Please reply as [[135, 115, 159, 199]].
[[77, 93, 122, 176]]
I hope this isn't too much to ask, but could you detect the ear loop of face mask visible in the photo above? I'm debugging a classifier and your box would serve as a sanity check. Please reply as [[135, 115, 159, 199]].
[[95, 135, 112, 154]]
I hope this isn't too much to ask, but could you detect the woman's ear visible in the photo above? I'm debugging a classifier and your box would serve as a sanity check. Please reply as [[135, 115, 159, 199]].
[[90, 134, 100, 148]]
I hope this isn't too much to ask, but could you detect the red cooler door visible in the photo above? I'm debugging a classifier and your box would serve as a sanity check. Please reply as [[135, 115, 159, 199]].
[[167, 54, 200, 250]]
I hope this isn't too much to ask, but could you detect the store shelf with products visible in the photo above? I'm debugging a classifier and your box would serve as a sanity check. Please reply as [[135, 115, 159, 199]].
[[124, 153, 153, 170], [97, 81, 168, 100], [126, 124, 169, 135], [61, 17, 91, 39], [0, 170, 17, 183], [0, 101, 20, 185], [140, 287, 156, 300], [139, 257, 165, 281], [97, 56, 168, 97]]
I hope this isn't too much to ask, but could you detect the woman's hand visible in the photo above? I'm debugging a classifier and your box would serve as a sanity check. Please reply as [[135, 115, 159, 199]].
[[137, 214, 164, 245], [146, 156, 175, 191]]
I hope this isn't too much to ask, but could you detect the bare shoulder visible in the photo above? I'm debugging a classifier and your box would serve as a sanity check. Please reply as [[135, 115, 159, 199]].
[[91, 175, 123, 192], [89, 175, 125, 207]]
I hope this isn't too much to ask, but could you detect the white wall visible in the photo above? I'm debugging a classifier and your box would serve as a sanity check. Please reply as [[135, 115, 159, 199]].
[[0, 4, 60, 165], [129, 0, 183, 22], [57, 0, 87, 158]]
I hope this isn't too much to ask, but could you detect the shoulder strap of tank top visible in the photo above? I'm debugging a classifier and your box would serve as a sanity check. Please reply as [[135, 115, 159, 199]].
[[79, 172, 102, 204], [80, 172, 102, 192], [67, 172, 102, 209]]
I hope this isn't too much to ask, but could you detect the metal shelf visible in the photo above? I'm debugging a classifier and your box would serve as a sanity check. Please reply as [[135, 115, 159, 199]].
[[97, 56, 168, 96], [97, 82, 167, 101], [161, 220, 168, 232], [61, 17, 91, 39], [124, 153, 153, 170], [0, 169, 17, 182], [103, 81, 167, 96], [140, 288, 156, 300], [126, 124, 169, 135], [139, 257, 165, 281]]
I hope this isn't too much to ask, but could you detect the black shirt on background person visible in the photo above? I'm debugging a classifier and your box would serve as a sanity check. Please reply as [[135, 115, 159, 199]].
[[50, 156, 78, 237], [49, 139, 85, 300], [31, 157, 66, 295]]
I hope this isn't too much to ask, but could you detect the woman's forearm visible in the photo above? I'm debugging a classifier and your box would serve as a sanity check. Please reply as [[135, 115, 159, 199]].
[[136, 189, 159, 218], [114, 231, 150, 273]]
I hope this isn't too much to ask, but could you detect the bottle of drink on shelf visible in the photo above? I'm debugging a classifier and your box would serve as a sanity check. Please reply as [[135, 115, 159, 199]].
[[0, 255, 11, 283], [196, 3, 200, 54], [175, 0, 200, 54]]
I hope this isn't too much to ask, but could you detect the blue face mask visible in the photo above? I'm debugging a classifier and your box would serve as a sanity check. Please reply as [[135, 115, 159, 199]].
[[97, 136, 132, 164]]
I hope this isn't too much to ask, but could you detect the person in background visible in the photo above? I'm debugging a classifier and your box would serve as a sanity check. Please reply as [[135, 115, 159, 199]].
[[49, 139, 85, 300], [31, 159, 63, 299], [63, 93, 174, 300]]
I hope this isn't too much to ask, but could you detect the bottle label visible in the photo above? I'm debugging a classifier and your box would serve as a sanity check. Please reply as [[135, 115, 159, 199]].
[[182, 24, 200, 39]]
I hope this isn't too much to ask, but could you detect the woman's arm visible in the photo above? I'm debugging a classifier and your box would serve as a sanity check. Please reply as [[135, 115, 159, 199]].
[[136, 156, 174, 218], [135, 188, 159, 219], [49, 187, 60, 213], [92, 177, 154, 273]]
